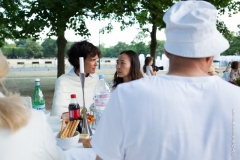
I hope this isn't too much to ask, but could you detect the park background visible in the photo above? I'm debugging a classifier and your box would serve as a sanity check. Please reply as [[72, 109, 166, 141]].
[[0, 1, 239, 112]]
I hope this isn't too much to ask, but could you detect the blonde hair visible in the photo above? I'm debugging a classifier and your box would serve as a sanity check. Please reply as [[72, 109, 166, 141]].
[[0, 50, 30, 132], [0, 50, 9, 83]]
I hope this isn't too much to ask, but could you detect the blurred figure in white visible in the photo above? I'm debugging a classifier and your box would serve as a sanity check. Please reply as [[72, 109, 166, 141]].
[[54, 58, 57, 67], [0, 50, 65, 160]]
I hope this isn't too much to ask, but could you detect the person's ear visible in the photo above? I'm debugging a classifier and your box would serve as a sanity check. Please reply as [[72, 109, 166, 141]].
[[164, 49, 169, 58], [206, 56, 214, 64]]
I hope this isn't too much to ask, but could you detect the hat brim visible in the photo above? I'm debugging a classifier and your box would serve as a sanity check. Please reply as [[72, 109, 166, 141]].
[[164, 31, 229, 58]]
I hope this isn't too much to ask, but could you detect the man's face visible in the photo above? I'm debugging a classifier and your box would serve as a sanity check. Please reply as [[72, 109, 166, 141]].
[[84, 54, 98, 74]]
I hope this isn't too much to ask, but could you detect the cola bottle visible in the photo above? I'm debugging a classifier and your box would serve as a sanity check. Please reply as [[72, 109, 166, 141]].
[[68, 94, 82, 133]]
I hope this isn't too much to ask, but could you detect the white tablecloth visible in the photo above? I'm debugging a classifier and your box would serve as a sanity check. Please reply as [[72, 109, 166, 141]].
[[47, 116, 96, 160], [64, 143, 96, 160]]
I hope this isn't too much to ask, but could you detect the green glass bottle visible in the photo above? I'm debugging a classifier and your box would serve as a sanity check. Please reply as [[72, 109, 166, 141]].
[[32, 78, 45, 110]]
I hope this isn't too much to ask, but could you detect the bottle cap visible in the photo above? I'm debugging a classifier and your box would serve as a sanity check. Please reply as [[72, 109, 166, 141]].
[[99, 74, 104, 79], [35, 78, 40, 82], [71, 94, 76, 98]]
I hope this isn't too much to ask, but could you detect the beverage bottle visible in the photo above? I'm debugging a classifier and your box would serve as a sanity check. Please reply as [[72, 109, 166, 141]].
[[68, 94, 82, 133], [32, 78, 45, 110], [94, 74, 111, 127]]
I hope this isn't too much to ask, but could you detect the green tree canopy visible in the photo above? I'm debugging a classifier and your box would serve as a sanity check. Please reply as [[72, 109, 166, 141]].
[[15, 0, 101, 77], [41, 38, 57, 58], [25, 39, 43, 58], [15, 39, 27, 47], [0, 0, 25, 47], [222, 25, 240, 55]]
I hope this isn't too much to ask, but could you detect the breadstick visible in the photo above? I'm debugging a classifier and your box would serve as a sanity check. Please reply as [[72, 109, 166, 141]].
[[64, 122, 73, 138], [67, 121, 74, 138], [70, 120, 80, 137], [68, 120, 76, 138], [60, 119, 65, 136], [67, 120, 76, 137], [60, 122, 70, 138]]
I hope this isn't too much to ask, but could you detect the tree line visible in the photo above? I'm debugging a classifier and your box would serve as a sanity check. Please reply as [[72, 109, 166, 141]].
[[1, 39, 73, 59], [2, 26, 239, 59], [1, 0, 239, 77], [1, 34, 165, 59]]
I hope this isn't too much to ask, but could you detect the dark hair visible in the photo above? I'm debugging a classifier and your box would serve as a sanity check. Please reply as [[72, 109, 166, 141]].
[[143, 57, 153, 73], [67, 40, 101, 70], [231, 61, 239, 70], [112, 50, 143, 89]]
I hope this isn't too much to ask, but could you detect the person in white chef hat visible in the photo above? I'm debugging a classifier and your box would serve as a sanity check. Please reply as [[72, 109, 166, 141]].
[[91, 1, 240, 160]]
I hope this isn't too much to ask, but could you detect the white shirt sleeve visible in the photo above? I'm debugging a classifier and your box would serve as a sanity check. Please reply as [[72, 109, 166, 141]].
[[146, 66, 153, 76], [91, 90, 124, 160]]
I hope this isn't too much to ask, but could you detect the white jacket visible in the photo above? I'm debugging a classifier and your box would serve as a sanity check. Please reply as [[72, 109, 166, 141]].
[[51, 68, 99, 116]]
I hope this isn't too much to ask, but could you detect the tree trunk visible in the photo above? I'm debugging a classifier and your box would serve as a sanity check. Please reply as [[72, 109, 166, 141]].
[[150, 24, 157, 66], [56, 34, 67, 78]]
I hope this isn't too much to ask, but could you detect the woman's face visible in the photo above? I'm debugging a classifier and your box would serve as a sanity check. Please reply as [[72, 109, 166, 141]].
[[116, 53, 131, 81], [84, 54, 98, 74], [150, 60, 153, 65]]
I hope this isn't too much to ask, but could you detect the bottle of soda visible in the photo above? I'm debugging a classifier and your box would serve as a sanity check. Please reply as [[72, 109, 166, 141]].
[[94, 74, 111, 127], [32, 78, 45, 110], [68, 94, 82, 133]]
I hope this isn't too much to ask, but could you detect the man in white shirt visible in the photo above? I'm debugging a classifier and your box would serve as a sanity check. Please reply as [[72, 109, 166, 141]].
[[91, 1, 240, 160]]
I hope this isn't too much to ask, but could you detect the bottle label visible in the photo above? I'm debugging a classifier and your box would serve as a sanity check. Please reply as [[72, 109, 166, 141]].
[[94, 93, 110, 109], [33, 104, 45, 110], [69, 110, 80, 119], [38, 90, 43, 98]]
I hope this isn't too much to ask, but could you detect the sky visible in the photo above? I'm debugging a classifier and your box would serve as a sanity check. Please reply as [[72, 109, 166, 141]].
[[61, 13, 240, 48]]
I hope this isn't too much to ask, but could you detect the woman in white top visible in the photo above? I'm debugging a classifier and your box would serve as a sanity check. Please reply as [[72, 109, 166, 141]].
[[112, 50, 143, 89], [230, 61, 240, 81], [51, 41, 100, 116], [0, 50, 65, 160], [143, 57, 156, 76]]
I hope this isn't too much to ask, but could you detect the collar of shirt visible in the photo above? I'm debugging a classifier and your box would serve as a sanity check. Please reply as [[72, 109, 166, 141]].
[[68, 68, 93, 78]]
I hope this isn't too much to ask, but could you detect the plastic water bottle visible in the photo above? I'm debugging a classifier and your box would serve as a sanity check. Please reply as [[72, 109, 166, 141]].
[[32, 78, 45, 110], [94, 74, 111, 127]]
